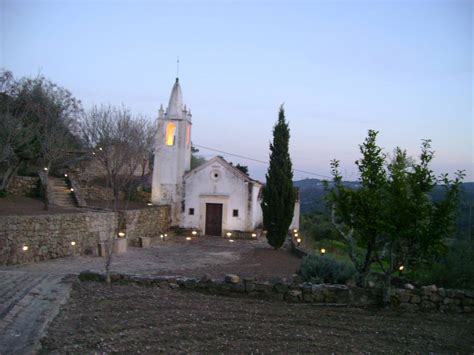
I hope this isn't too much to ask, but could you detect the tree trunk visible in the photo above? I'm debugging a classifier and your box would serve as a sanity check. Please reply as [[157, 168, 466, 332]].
[[42, 173, 50, 210], [382, 272, 393, 307], [0, 161, 22, 191]]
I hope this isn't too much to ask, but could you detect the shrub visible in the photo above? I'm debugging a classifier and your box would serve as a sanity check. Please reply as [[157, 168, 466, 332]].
[[409, 241, 474, 290], [298, 254, 355, 284]]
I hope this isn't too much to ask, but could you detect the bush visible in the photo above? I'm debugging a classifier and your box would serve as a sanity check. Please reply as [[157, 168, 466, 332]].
[[301, 213, 339, 241], [298, 254, 355, 284], [410, 241, 474, 290]]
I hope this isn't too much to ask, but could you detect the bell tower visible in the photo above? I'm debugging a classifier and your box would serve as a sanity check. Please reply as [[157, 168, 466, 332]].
[[151, 78, 192, 225]]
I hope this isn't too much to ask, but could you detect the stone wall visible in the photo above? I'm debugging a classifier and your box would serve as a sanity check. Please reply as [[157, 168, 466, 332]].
[[122, 206, 171, 246], [392, 284, 474, 313], [79, 270, 474, 313], [0, 205, 170, 266], [82, 185, 115, 201], [0, 211, 117, 266], [7, 176, 39, 196]]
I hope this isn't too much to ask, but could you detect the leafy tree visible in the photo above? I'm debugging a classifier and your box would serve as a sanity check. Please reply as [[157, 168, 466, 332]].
[[261, 105, 295, 249], [191, 145, 206, 169], [327, 130, 386, 286], [0, 70, 82, 205], [328, 130, 464, 303], [235, 163, 249, 175]]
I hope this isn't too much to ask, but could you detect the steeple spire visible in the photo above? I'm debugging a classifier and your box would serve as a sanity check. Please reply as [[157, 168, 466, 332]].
[[166, 78, 184, 118]]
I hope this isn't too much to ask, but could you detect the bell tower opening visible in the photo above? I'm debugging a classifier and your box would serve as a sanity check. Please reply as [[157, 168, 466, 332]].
[[166, 123, 177, 146]]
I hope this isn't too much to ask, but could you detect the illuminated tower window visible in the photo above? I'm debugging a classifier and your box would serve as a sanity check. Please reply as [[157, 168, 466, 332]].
[[166, 123, 176, 146], [186, 126, 191, 146]]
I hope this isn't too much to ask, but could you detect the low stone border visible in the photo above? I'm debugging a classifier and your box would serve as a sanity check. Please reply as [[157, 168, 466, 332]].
[[78, 271, 474, 313]]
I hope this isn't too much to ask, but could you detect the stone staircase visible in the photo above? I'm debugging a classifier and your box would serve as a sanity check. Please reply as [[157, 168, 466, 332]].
[[49, 177, 76, 208]]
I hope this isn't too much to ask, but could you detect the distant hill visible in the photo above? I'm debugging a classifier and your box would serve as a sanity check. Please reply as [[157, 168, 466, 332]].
[[294, 178, 474, 239]]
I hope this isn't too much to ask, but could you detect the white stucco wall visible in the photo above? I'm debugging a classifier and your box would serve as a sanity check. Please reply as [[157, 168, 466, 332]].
[[182, 159, 263, 235]]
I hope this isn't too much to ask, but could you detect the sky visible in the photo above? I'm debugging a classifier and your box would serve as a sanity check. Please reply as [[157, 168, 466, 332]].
[[1, 0, 472, 181]]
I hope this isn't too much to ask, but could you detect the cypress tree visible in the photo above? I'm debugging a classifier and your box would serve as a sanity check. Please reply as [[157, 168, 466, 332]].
[[262, 105, 296, 249]]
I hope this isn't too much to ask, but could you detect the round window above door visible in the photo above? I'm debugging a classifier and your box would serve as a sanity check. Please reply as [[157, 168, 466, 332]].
[[210, 169, 221, 181]]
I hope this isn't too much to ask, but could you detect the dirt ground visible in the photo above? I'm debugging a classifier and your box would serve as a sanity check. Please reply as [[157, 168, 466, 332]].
[[0, 195, 81, 215], [41, 281, 474, 354], [0, 195, 151, 216]]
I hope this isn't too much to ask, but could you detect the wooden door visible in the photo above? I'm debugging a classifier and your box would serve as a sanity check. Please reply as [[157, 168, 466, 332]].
[[205, 203, 223, 236]]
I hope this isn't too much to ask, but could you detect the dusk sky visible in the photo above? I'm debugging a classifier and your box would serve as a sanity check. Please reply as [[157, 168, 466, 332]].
[[1, 0, 472, 181]]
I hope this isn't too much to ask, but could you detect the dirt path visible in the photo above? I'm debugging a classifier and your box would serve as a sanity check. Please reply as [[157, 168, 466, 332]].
[[41, 281, 474, 353]]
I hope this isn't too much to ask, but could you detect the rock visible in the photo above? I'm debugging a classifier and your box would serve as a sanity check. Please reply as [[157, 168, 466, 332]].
[[404, 283, 415, 290], [285, 290, 302, 302], [421, 284, 437, 295], [399, 302, 419, 312], [463, 306, 473, 313], [368, 281, 376, 288], [420, 300, 436, 310], [168, 283, 179, 289], [303, 293, 315, 302], [397, 290, 411, 303], [464, 290, 474, 299], [429, 293, 442, 303], [254, 281, 272, 293], [410, 295, 421, 304], [200, 274, 212, 283], [274, 283, 289, 294], [225, 274, 240, 284], [243, 279, 256, 292], [443, 298, 460, 305]]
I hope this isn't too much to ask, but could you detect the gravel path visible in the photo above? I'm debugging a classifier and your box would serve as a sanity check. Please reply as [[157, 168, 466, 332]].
[[0, 271, 73, 354], [1, 237, 300, 280]]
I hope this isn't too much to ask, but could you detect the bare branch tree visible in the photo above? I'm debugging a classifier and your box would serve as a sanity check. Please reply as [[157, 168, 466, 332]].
[[81, 104, 153, 283]]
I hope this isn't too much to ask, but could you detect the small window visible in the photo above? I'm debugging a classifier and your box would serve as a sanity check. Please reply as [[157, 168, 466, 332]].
[[165, 123, 176, 146], [189, 208, 194, 215], [233, 209, 239, 217]]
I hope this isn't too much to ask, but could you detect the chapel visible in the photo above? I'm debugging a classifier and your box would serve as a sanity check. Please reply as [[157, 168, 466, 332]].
[[151, 78, 299, 236]]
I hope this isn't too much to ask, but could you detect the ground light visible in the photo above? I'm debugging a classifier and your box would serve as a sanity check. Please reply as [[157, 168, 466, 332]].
[[43, 167, 48, 171], [186, 237, 192, 241], [226, 232, 232, 237], [293, 229, 298, 233], [399, 265, 404, 271], [296, 238, 302, 246], [192, 230, 197, 236], [70, 188, 74, 192], [64, 173, 68, 177], [147, 202, 153, 206], [320, 248, 326, 256], [251, 233, 257, 238], [22, 245, 28, 251], [71, 241, 76, 246], [118, 232, 125, 238], [229, 239, 234, 243]]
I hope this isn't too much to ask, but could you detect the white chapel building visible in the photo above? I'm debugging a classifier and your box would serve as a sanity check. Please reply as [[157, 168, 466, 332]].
[[151, 78, 299, 236]]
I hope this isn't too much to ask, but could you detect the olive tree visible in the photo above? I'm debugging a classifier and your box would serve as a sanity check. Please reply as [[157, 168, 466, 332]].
[[328, 130, 463, 304]]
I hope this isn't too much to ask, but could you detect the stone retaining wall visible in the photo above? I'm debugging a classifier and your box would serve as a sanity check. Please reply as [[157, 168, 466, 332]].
[[392, 284, 474, 313], [7, 176, 40, 196], [0, 211, 116, 265], [78, 271, 473, 313], [0, 206, 170, 266], [122, 207, 171, 246]]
